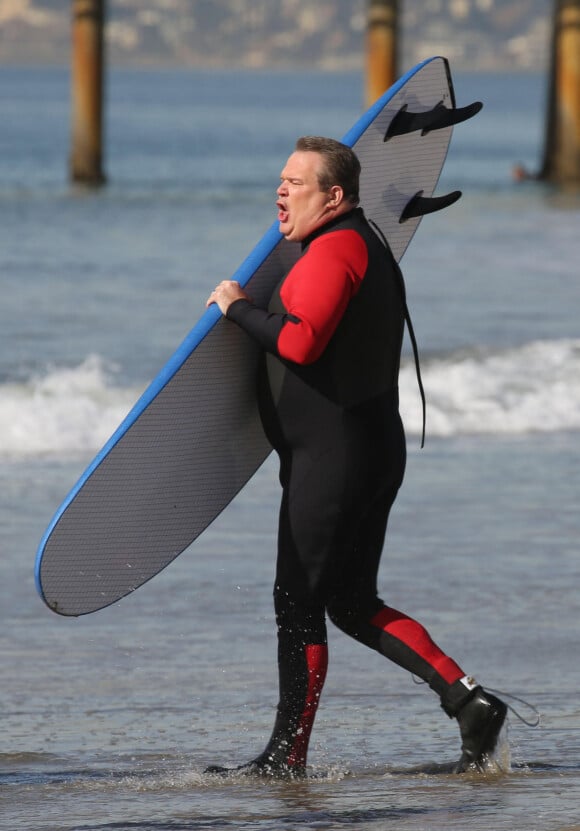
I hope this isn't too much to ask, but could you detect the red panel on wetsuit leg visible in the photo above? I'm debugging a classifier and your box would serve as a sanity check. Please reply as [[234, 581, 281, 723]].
[[286, 643, 329, 768], [371, 607, 464, 685]]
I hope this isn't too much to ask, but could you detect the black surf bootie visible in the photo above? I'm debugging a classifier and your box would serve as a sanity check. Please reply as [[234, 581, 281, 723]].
[[453, 687, 507, 773], [204, 731, 308, 779], [205, 748, 306, 779]]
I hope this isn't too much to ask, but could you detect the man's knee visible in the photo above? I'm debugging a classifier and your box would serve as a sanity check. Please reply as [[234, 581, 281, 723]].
[[327, 593, 383, 640], [327, 598, 358, 636]]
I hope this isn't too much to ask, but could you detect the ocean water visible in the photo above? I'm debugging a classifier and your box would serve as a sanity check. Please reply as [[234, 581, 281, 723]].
[[1, 65, 579, 831]]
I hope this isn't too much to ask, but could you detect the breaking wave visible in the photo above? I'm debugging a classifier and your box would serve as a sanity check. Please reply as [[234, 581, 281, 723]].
[[400, 338, 580, 438], [1, 340, 578, 459]]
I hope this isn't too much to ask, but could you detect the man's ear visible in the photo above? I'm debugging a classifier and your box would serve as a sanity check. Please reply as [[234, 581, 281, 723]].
[[327, 185, 344, 207]]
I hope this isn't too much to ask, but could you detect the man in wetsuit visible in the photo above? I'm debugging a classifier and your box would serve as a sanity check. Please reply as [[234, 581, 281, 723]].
[[206, 136, 506, 776]]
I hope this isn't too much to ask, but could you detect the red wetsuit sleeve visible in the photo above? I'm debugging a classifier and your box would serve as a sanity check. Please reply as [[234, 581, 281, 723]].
[[277, 229, 368, 365], [226, 228, 368, 364]]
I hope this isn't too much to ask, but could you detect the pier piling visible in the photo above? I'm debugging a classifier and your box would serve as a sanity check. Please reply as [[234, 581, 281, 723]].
[[366, 0, 399, 108], [70, 0, 106, 186], [540, 0, 580, 184]]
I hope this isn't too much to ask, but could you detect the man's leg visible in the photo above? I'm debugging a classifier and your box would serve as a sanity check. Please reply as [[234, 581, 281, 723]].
[[204, 598, 328, 778], [327, 492, 507, 771], [248, 592, 328, 775], [206, 456, 330, 777]]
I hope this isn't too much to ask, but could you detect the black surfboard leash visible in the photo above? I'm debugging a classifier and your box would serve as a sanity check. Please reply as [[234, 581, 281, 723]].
[[369, 217, 426, 448]]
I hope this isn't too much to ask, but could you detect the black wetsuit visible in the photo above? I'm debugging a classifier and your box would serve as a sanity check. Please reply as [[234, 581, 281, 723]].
[[226, 208, 466, 773]]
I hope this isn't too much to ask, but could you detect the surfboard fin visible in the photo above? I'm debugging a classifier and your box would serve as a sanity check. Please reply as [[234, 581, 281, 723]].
[[384, 101, 483, 141], [399, 189, 462, 223]]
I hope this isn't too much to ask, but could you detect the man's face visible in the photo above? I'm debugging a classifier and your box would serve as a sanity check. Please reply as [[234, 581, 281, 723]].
[[276, 151, 334, 242]]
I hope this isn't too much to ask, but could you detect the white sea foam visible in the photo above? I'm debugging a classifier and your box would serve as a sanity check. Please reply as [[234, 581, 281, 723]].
[[400, 338, 580, 438], [0, 340, 578, 459], [0, 355, 140, 458]]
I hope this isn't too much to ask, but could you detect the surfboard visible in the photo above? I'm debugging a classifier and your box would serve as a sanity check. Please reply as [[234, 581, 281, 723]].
[[35, 56, 482, 616]]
